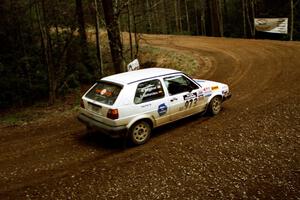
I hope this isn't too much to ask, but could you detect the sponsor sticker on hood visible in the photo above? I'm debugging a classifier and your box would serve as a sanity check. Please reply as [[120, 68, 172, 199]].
[[211, 86, 219, 91]]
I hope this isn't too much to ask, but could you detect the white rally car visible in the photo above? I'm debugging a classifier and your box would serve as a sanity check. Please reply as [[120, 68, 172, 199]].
[[78, 68, 231, 145]]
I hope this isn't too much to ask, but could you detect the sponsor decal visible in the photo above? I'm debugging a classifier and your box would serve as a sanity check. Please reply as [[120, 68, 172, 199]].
[[184, 92, 203, 109], [139, 84, 163, 99], [184, 92, 197, 101], [203, 87, 211, 92], [204, 93, 212, 97], [127, 59, 140, 71], [158, 103, 168, 116], [211, 86, 219, 91]]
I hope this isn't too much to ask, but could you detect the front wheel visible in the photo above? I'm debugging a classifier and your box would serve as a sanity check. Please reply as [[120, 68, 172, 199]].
[[207, 96, 222, 115], [129, 121, 151, 145]]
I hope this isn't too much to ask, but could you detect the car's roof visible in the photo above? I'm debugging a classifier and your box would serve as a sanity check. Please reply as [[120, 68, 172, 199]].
[[101, 68, 181, 85]]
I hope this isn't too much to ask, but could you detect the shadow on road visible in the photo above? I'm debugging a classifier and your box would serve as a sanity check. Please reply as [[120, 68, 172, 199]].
[[75, 111, 214, 150], [77, 131, 126, 150]]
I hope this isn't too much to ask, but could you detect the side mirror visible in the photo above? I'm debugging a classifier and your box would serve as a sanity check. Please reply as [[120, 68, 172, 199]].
[[188, 85, 194, 93]]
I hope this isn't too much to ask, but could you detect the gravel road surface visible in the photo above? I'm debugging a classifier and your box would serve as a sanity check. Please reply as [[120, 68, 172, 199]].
[[0, 35, 299, 199]]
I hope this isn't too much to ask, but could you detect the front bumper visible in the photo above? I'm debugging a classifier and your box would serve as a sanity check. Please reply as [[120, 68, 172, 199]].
[[77, 113, 127, 138], [223, 92, 232, 101]]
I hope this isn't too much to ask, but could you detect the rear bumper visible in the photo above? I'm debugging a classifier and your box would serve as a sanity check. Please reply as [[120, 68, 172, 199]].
[[77, 113, 127, 138]]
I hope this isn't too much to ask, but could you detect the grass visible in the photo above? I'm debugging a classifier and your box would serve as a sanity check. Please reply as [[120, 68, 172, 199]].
[[138, 45, 199, 75], [0, 114, 27, 126], [0, 89, 82, 127]]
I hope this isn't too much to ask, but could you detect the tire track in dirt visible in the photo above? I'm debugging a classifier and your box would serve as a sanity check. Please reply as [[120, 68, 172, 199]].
[[0, 116, 125, 194], [142, 35, 299, 107]]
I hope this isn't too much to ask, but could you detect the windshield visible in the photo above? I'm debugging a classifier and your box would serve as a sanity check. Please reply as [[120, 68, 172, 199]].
[[85, 82, 122, 105]]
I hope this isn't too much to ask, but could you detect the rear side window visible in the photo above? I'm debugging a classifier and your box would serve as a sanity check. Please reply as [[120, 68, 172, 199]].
[[85, 82, 122, 105], [134, 79, 164, 104]]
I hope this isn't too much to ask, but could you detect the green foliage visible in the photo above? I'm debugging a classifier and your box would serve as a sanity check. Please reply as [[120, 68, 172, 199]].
[[0, 0, 100, 109], [138, 45, 199, 75], [0, 40, 48, 108]]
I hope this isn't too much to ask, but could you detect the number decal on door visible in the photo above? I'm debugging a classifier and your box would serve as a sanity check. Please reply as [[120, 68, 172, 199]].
[[185, 98, 198, 109], [183, 92, 201, 109]]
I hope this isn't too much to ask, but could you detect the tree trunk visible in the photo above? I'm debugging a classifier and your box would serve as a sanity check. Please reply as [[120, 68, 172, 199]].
[[251, 0, 256, 38], [174, 0, 179, 33], [127, 3, 133, 60], [133, 21, 139, 59], [94, 0, 103, 77], [292, 0, 300, 40], [152, 0, 160, 33], [200, 0, 206, 36], [101, 0, 125, 73], [209, 0, 220, 36], [290, 0, 294, 41], [245, 0, 254, 37], [194, 0, 199, 35], [242, 0, 247, 37], [76, 0, 94, 75], [217, 0, 224, 37], [36, 1, 56, 105], [145, 0, 152, 33], [131, 0, 139, 58], [223, 0, 228, 32], [76, 0, 87, 47], [163, 0, 170, 34], [178, 0, 183, 33], [184, 0, 190, 33]]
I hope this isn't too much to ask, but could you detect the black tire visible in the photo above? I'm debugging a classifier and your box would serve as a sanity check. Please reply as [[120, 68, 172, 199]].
[[129, 121, 152, 145], [207, 96, 222, 115]]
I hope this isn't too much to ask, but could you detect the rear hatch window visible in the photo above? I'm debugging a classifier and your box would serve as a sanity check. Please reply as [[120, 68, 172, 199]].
[[85, 81, 122, 105]]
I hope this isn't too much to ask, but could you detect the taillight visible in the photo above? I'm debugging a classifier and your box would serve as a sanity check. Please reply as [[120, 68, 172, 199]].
[[80, 99, 85, 108], [107, 109, 119, 120]]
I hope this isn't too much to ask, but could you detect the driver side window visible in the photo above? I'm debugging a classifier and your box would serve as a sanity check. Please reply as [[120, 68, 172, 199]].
[[163, 75, 198, 95]]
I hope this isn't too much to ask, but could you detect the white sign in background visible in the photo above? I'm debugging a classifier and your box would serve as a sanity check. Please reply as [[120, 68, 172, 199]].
[[255, 18, 288, 34], [127, 59, 140, 71]]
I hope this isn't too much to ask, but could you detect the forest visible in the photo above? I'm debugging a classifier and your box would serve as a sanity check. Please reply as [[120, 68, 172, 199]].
[[0, 0, 299, 108]]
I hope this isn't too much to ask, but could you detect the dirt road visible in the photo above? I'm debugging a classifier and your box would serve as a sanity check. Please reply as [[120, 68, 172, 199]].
[[1, 35, 299, 199]]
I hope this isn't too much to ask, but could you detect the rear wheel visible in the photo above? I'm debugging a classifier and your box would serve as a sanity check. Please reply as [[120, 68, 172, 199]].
[[208, 96, 222, 115], [129, 121, 151, 145]]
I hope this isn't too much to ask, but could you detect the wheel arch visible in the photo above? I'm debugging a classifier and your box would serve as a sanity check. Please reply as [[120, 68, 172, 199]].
[[127, 115, 155, 130], [207, 93, 223, 103], [206, 94, 223, 115]]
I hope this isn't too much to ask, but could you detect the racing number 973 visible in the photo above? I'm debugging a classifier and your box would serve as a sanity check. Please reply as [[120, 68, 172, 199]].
[[184, 93, 199, 109], [185, 97, 198, 109]]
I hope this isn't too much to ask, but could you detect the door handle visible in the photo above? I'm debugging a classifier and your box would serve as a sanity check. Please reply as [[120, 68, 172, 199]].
[[170, 97, 178, 102]]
